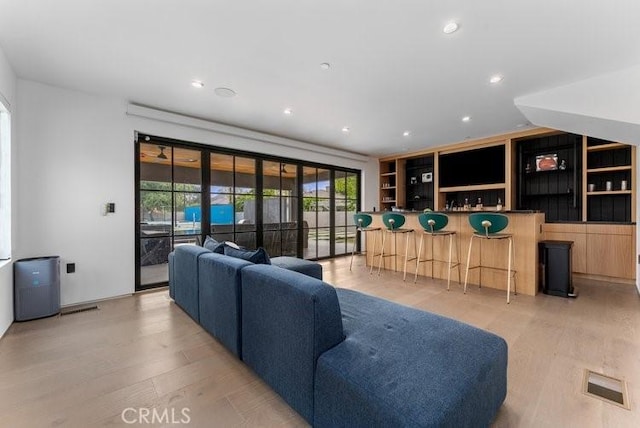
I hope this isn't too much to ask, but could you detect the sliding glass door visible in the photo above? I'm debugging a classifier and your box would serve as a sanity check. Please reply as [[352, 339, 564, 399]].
[[137, 143, 203, 289], [136, 134, 361, 290]]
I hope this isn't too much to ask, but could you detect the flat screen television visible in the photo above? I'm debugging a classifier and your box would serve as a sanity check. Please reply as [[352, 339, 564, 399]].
[[439, 145, 505, 187]]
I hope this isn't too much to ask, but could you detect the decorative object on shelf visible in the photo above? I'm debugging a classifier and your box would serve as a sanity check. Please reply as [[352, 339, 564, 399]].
[[463, 198, 470, 211], [621, 180, 628, 191], [421, 172, 433, 183], [496, 198, 503, 211], [410, 176, 417, 185], [588, 183, 596, 192], [525, 163, 532, 174], [606, 181, 613, 191], [558, 159, 567, 170], [475, 198, 483, 211], [423, 208, 432, 212], [535, 154, 558, 171]]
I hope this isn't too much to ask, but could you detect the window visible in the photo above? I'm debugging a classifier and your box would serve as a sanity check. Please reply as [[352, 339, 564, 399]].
[[0, 103, 10, 260]]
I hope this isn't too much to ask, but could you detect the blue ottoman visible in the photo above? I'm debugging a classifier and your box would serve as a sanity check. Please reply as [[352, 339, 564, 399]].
[[271, 256, 323, 280]]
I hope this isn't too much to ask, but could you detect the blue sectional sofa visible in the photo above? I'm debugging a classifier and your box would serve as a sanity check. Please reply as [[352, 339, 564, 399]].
[[169, 245, 508, 427], [168, 245, 322, 358]]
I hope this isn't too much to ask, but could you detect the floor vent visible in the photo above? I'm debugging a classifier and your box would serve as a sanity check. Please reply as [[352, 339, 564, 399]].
[[60, 305, 99, 316], [583, 369, 630, 410]]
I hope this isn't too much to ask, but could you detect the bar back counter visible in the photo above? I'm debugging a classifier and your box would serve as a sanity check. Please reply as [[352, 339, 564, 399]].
[[365, 211, 545, 296]]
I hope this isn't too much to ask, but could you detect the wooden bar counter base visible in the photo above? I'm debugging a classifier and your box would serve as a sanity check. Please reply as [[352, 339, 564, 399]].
[[365, 211, 545, 296]]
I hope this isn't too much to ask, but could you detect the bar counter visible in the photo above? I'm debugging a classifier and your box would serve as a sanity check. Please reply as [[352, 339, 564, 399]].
[[364, 211, 545, 296]]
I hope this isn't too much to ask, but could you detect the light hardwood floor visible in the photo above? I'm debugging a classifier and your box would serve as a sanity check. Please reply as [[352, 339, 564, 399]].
[[0, 256, 638, 427]]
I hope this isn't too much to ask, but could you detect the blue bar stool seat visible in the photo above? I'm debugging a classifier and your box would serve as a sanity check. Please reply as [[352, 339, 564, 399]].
[[350, 213, 382, 273], [464, 213, 516, 303], [414, 212, 461, 290], [377, 212, 416, 281]]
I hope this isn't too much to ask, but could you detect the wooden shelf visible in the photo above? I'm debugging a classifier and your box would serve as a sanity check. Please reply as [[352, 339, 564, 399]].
[[380, 172, 397, 177], [380, 186, 396, 190], [439, 183, 506, 193], [587, 190, 632, 196], [586, 143, 628, 152], [586, 166, 632, 173], [381, 200, 396, 203]]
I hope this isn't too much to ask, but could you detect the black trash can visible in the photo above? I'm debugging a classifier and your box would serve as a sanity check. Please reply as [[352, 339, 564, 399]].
[[538, 241, 576, 298]]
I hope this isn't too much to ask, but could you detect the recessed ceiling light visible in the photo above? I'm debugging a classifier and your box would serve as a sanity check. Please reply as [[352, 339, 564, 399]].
[[342, 126, 350, 133], [191, 80, 204, 88], [403, 131, 411, 137], [283, 108, 293, 115], [462, 116, 471, 122], [443, 22, 459, 34], [214, 87, 236, 98], [489, 75, 504, 84], [320, 63, 331, 70]]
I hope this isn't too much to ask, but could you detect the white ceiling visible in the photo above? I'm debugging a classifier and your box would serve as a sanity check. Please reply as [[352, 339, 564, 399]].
[[1, 0, 639, 156]]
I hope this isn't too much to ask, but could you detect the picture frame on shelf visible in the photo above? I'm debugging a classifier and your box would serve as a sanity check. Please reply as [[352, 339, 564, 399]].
[[421, 172, 433, 183]]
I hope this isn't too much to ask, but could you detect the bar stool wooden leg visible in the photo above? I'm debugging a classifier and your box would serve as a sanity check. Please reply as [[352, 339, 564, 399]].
[[414, 234, 424, 283], [403, 231, 417, 282], [349, 228, 359, 271], [464, 235, 474, 294], [377, 231, 387, 276], [507, 237, 512, 304], [447, 233, 453, 291], [369, 230, 378, 275]]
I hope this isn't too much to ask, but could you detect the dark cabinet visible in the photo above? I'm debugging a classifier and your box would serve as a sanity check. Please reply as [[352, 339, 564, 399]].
[[516, 133, 582, 222], [405, 155, 434, 211]]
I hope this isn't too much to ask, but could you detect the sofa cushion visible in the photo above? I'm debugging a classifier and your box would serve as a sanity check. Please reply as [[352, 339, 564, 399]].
[[203, 236, 225, 253], [271, 256, 323, 280], [241, 265, 345, 423], [224, 245, 271, 264], [198, 252, 253, 358], [314, 288, 508, 428]]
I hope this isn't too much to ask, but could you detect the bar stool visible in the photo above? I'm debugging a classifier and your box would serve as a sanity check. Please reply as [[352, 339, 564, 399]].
[[350, 213, 382, 273], [464, 213, 516, 303], [377, 212, 416, 281], [414, 212, 461, 290]]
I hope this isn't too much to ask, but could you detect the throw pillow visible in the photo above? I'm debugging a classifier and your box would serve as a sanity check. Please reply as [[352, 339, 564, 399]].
[[223, 241, 241, 250], [203, 236, 225, 254], [223, 246, 271, 265]]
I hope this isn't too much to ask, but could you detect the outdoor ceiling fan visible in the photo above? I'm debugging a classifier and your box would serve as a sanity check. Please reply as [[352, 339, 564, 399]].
[[157, 146, 168, 160]]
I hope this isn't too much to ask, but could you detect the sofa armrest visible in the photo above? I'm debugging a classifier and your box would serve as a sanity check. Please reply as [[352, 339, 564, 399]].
[[173, 245, 211, 322], [198, 252, 252, 358], [241, 265, 344, 423]]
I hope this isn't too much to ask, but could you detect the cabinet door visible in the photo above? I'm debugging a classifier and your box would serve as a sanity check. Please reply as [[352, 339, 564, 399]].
[[586, 225, 635, 279]]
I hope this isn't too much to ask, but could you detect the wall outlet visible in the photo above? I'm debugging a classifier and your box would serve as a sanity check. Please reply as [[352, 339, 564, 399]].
[[67, 263, 76, 273]]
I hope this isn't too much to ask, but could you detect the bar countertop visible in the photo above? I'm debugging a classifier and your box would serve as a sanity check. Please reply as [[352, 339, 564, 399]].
[[363, 210, 540, 214]]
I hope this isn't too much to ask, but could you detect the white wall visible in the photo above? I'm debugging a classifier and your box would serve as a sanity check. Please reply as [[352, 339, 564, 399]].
[[0, 45, 17, 337], [16, 80, 377, 307], [16, 81, 134, 305]]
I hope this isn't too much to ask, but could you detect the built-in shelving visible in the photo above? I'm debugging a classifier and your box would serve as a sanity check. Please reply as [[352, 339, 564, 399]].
[[584, 136, 634, 222]]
